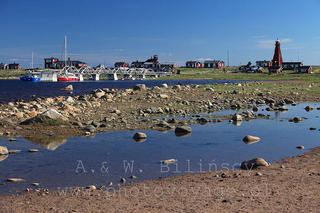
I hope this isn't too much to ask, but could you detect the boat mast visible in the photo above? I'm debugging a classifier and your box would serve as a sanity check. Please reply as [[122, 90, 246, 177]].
[[31, 52, 34, 69], [64, 35, 67, 67]]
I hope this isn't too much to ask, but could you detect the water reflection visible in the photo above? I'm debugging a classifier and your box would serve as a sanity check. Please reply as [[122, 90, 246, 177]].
[[133, 138, 147, 143], [232, 121, 243, 126], [25, 135, 68, 151], [175, 132, 192, 137], [0, 155, 8, 162]]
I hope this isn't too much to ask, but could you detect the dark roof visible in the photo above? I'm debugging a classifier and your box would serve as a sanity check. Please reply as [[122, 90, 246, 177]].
[[204, 60, 224, 63], [283, 62, 303, 64]]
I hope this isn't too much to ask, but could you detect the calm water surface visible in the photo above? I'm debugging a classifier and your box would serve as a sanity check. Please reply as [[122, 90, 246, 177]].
[[0, 79, 246, 103], [0, 103, 319, 194]]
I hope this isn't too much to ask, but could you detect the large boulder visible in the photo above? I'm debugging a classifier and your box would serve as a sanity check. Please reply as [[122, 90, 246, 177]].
[[175, 126, 192, 135], [243, 135, 261, 144], [241, 158, 269, 170], [21, 109, 68, 125], [0, 146, 9, 155], [133, 132, 147, 140]]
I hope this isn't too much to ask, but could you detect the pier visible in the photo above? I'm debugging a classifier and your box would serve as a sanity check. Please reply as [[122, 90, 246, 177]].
[[40, 66, 172, 81]]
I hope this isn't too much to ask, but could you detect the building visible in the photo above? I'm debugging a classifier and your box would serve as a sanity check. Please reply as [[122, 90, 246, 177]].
[[282, 62, 303, 70], [204, 60, 225, 69], [131, 61, 145, 68], [45, 58, 87, 69], [297, 66, 312, 74], [160, 63, 176, 72], [186, 61, 203, 68], [8, 63, 21, 70], [269, 40, 283, 73], [256, 60, 271, 68], [131, 55, 168, 71], [0, 63, 8, 70], [114, 62, 129, 68]]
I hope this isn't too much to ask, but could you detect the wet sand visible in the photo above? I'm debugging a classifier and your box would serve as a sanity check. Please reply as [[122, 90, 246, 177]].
[[0, 147, 319, 212]]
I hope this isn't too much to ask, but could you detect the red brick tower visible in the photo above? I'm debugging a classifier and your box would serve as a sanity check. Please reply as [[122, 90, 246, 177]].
[[269, 39, 283, 73]]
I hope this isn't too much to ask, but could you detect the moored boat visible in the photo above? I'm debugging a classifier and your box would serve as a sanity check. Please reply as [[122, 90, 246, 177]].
[[57, 73, 80, 82], [20, 73, 41, 82]]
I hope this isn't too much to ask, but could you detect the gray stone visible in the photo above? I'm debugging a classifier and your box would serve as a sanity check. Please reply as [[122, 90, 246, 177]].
[[133, 132, 147, 140], [241, 158, 269, 170], [175, 126, 192, 134], [243, 135, 261, 144]]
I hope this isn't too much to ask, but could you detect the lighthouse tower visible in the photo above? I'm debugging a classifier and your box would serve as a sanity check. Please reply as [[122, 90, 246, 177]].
[[269, 39, 283, 73]]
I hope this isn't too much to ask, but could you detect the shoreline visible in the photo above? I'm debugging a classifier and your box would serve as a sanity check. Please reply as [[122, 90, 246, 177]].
[[1, 80, 320, 211], [0, 146, 319, 212], [1, 81, 319, 141]]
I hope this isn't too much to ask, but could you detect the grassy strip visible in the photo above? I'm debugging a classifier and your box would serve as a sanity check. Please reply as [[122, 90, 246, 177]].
[[161, 67, 320, 83]]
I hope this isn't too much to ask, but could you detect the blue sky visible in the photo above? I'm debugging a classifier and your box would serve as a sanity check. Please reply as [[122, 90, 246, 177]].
[[1, 0, 320, 67]]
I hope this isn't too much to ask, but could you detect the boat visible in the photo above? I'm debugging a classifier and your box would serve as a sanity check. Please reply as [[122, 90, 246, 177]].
[[20, 73, 41, 82], [57, 73, 80, 82]]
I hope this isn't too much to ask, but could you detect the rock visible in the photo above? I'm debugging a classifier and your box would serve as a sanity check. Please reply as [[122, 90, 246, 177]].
[[206, 87, 215, 92], [86, 185, 97, 190], [156, 121, 173, 129], [15, 112, 24, 119], [175, 126, 192, 134], [133, 84, 147, 91], [161, 83, 169, 88], [0, 146, 9, 155], [29, 149, 39, 153], [9, 138, 17, 142], [243, 135, 261, 144], [120, 178, 126, 183], [173, 85, 181, 90], [296, 146, 305, 150], [64, 85, 73, 91], [7, 178, 25, 183], [8, 150, 21, 154], [66, 96, 75, 103], [305, 106, 314, 111], [241, 158, 269, 170], [256, 172, 263, 177], [133, 132, 147, 140], [85, 125, 96, 133], [161, 159, 177, 165], [232, 114, 243, 122], [310, 127, 317, 131], [94, 91, 105, 99], [21, 109, 67, 125], [32, 183, 40, 186], [159, 94, 169, 99], [197, 117, 209, 124], [290, 117, 303, 123]]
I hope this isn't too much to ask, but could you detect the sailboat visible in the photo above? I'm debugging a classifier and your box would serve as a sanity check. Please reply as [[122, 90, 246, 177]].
[[57, 36, 80, 82], [20, 52, 41, 82]]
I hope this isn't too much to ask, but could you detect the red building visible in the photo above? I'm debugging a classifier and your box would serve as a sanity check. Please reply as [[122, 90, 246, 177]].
[[269, 40, 283, 73]]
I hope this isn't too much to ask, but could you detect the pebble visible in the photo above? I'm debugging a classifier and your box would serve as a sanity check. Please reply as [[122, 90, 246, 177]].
[[86, 185, 97, 190], [296, 146, 305, 150], [7, 178, 25, 183]]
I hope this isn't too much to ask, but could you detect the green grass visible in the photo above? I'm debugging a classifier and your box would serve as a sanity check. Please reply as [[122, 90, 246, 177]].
[[162, 67, 320, 83], [0, 69, 26, 79]]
